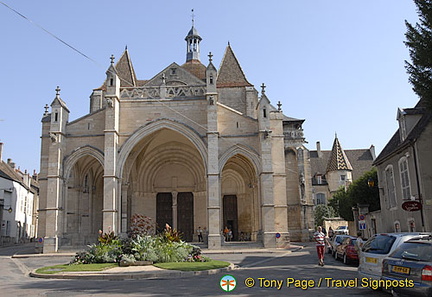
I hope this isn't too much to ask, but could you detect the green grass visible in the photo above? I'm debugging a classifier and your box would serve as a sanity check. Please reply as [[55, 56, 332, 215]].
[[35, 263, 118, 274], [154, 260, 230, 271]]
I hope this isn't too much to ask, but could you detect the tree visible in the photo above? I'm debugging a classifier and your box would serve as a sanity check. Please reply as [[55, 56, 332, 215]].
[[314, 204, 336, 227], [329, 186, 353, 221], [328, 168, 380, 221], [405, 0, 432, 110]]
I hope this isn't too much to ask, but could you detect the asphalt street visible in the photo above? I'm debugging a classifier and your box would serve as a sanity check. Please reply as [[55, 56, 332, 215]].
[[0, 243, 392, 297]]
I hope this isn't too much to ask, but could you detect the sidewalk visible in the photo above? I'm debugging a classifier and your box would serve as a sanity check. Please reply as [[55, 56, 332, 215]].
[[20, 243, 305, 280]]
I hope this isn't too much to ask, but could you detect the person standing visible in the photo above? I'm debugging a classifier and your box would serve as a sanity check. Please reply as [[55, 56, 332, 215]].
[[314, 226, 327, 266], [197, 226, 203, 242], [355, 231, 364, 254]]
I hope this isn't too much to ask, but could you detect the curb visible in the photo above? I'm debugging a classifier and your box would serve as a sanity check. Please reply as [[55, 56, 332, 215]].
[[29, 263, 237, 280]]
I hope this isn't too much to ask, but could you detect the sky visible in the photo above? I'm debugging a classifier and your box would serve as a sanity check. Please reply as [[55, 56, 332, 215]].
[[0, 1, 421, 173]]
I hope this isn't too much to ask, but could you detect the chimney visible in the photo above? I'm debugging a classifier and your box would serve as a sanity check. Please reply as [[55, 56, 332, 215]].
[[369, 145, 376, 160], [7, 158, 16, 169], [316, 141, 322, 158], [0, 142, 3, 162]]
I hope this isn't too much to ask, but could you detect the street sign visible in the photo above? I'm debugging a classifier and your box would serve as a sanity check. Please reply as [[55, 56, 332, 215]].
[[275, 233, 281, 239], [359, 221, 366, 230], [402, 201, 422, 212], [358, 214, 365, 221]]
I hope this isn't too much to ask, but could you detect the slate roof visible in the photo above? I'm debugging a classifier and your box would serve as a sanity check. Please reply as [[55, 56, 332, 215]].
[[374, 100, 432, 165], [0, 161, 37, 193], [115, 49, 137, 87], [217, 45, 253, 88]]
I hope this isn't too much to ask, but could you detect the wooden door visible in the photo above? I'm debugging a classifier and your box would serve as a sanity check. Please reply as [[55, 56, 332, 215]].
[[177, 192, 194, 242], [223, 195, 238, 241], [156, 193, 173, 233]]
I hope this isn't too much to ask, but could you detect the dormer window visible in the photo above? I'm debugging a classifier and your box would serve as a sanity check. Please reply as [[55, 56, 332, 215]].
[[263, 108, 267, 118], [110, 78, 114, 86], [209, 75, 214, 84], [54, 112, 58, 122]]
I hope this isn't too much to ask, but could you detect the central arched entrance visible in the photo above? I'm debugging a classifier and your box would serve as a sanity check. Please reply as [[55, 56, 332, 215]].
[[122, 128, 206, 241]]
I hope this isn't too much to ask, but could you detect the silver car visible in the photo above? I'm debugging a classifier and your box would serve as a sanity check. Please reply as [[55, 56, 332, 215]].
[[382, 237, 432, 297], [358, 232, 431, 281]]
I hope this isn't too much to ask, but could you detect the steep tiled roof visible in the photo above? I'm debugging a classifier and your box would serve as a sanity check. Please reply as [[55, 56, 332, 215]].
[[181, 60, 206, 81], [217, 45, 253, 88], [326, 137, 353, 172], [116, 49, 137, 87], [374, 101, 432, 165]]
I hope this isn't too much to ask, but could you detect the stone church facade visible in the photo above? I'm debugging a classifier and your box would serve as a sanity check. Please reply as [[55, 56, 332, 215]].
[[37, 24, 314, 253]]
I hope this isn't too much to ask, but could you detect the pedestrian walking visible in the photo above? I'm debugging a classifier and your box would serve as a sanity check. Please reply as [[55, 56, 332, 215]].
[[314, 226, 327, 266]]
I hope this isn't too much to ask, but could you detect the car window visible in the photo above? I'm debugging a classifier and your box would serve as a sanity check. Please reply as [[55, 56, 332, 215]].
[[390, 242, 432, 262], [362, 235, 396, 254]]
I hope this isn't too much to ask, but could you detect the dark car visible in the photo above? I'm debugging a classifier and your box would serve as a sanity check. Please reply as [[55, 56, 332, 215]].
[[334, 236, 358, 264], [382, 237, 432, 297], [328, 234, 351, 256]]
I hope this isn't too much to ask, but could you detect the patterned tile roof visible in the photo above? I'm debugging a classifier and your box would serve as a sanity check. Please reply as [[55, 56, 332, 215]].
[[310, 147, 374, 181], [326, 137, 353, 172], [216, 45, 253, 88]]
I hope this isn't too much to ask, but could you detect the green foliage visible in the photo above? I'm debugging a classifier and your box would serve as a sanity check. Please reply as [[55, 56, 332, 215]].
[[329, 186, 353, 221], [98, 230, 118, 244], [328, 168, 380, 221], [405, 0, 432, 110], [314, 204, 336, 227], [71, 229, 204, 265]]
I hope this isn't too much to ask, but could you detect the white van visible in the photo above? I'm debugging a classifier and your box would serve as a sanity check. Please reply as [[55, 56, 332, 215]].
[[358, 232, 431, 281]]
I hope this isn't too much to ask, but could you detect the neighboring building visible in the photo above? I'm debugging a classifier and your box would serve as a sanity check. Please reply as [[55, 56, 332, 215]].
[[309, 136, 376, 205], [371, 99, 432, 234], [0, 143, 39, 245], [38, 23, 314, 252]]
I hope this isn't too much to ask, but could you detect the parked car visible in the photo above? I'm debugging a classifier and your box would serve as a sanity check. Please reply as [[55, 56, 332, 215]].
[[328, 234, 351, 256], [335, 226, 349, 235], [382, 236, 432, 297], [358, 232, 431, 282], [334, 236, 358, 264]]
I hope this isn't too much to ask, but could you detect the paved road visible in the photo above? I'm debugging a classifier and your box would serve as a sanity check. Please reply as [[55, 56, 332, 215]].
[[0, 243, 392, 296]]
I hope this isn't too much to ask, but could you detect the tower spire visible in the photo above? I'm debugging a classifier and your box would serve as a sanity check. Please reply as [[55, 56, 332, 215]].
[[185, 9, 202, 62]]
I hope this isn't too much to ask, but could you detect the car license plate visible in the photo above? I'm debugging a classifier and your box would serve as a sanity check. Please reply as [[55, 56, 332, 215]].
[[365, 257, 378, 264], [391, 265, 410, 275]]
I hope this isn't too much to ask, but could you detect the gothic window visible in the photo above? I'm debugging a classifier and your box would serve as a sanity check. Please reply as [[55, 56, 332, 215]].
[[385, 165, 396, 209], [399, 157, 411, 200], [263, 108, 267, 118]]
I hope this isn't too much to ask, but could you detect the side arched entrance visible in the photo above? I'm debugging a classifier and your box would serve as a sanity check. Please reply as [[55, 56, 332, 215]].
[[62, 148, 104, 246], [221, 154, 259, 242]]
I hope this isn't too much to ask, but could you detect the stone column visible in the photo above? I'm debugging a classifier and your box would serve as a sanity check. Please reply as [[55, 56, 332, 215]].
[[270, 111, 289, 248], [172, 191, 178, 229]]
